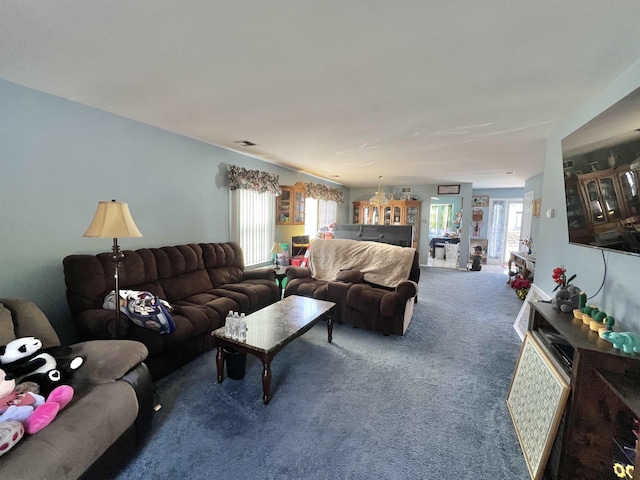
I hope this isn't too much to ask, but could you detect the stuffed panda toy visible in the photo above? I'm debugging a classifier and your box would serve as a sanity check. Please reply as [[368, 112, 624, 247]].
[[0, 337, 84, 396]]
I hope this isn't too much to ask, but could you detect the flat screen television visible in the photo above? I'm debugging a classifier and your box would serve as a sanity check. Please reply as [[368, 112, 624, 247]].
[[561, 86, 640, 256]]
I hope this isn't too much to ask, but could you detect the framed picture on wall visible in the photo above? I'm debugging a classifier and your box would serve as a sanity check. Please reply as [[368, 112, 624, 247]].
[[472, 195, 489, 207], [437, 184, 460, 195], [533, 198, 542, 218]]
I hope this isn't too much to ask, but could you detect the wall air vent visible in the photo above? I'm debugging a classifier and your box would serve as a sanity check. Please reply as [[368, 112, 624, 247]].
[[234, 140, 257, 147]]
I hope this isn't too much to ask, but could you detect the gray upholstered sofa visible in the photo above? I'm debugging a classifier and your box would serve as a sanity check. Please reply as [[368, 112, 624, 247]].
[[284, 239, 420, 335], [0, 298, 153, 480]]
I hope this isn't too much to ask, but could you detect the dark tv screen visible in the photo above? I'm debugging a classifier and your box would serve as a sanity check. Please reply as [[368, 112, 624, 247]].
[[561, 87, 640, 256]]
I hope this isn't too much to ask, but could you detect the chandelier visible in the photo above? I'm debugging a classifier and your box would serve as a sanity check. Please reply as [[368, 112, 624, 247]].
[[369, 176, 389, 206]]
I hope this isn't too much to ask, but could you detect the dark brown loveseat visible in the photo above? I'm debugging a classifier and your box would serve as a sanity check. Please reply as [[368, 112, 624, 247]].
[[284, 239, 420, 335], [63, 242, 279, 380]]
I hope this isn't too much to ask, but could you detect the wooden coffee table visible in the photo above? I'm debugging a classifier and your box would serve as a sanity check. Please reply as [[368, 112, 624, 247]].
[[212, 295, 335, 404]]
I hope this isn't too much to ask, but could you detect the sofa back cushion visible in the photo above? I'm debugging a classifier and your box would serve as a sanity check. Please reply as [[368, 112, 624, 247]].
[[200, 242, 245, 287], [151, 245, 213, 302], [63, 249, 165, 315]]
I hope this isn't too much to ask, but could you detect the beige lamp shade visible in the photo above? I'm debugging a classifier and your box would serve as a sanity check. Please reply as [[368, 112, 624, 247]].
[[270, 242, 283, 254], [83, 200, 143, 238]]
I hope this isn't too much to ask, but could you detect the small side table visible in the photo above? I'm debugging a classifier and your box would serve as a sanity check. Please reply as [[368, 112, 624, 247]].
[[275, 266, 288, 298]]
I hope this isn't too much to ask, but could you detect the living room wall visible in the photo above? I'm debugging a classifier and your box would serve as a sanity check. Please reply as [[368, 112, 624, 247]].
[[536, 57, 640, 331], [0, 79, 348, 343]]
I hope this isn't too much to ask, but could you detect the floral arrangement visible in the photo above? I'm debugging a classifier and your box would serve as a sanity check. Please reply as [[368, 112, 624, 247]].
[[521, 236, 533, 249], [552, 266, 576, 292], [511, 275, 532, 300]]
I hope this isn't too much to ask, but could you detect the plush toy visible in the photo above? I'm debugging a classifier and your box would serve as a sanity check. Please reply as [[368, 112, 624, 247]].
[[0, 367, 74, 456], [0, 337, 84, 396], [551, 284, 582, 312]]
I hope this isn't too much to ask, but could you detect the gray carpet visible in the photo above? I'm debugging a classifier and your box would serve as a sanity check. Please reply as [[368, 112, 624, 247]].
[[115, 267, 529, 480]]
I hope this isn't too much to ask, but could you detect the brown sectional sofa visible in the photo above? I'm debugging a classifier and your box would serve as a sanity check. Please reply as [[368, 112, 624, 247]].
[[284, 239, 420, 335], [63, 242, 279, 380], [0, 297, 153, 480]]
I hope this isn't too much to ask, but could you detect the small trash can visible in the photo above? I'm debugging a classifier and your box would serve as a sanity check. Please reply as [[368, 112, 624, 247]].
[[224, 347, 247, 380], [435, 246, 445, 260]]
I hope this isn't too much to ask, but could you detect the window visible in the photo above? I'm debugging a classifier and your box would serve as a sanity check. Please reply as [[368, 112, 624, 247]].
[[305, 198, 337, 238], [230, 188, 275, 266], [429, 204, 453, 237]]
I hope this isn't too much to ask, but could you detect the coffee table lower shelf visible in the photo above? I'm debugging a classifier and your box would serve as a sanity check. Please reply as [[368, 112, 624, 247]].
[[213, 295, 336, 404]]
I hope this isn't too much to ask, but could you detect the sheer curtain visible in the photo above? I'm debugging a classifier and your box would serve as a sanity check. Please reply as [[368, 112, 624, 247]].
[[230, 188, 275, 266]]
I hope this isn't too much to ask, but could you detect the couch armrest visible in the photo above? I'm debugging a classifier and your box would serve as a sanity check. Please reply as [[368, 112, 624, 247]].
[[243, 267, 276, 281], [395, 280, 418, 301], [380, 281, 418, 316], [68, 340, 148, 386], [286, 266, 312, 280]]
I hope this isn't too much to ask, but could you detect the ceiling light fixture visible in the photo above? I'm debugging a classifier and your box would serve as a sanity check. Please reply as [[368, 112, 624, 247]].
[[369, 176, 389, 206]]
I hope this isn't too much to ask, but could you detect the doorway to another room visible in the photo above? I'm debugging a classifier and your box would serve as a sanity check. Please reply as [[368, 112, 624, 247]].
[[487, 198, 524, 266]]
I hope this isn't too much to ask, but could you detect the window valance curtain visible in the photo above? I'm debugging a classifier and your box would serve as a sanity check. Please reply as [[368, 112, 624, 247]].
[[228, 165, 281, 195], [304, 182, 344, 204]]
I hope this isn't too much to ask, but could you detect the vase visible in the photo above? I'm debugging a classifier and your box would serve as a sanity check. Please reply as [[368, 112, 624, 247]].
[[527, 247, 532, 255]]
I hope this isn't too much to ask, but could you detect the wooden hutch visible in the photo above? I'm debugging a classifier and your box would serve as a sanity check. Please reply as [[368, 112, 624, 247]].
[[567, 164, 640, 246], [352, 199, 421, 248], [276, 182, 305, 225]]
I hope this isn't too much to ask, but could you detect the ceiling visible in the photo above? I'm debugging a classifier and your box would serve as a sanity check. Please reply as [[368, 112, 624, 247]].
[[2, 2, 640, 189]]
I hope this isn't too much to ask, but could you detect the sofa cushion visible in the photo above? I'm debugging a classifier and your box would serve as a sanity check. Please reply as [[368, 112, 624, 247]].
[[152, 245, 213, 301], [200, 243, 245, 286]]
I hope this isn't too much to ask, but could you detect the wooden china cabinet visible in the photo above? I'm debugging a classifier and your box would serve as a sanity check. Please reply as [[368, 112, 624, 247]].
[[352, 199, 421, 248], [276, 182, 305, 225], [569, 165, 640, 242]]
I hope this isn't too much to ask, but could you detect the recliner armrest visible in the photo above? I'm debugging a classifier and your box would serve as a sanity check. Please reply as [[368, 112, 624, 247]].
[[243, 267, 276, 281], [68, 339, 149, 386], [395, 280, 418, 301]]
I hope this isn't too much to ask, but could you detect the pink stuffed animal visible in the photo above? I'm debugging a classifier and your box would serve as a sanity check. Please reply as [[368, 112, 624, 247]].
[[0, 368, 73, 456]]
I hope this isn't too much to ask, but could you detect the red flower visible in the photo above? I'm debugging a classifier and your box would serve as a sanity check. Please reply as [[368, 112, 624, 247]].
[[551, 265, 576, 291]]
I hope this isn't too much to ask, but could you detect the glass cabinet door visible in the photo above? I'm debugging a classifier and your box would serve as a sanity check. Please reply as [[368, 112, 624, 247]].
[[363, 206, 370, 224], [599, 177, 620, 221], [277, 189, 291, 223], [393, 206, 401, 225], [586, 180, 605, 223], [293, 189, 305, 224], [353, 205, 360, 223], [371, 206, 379, 225], [383, 206, 391, 225], [565, 185, 587, 229], [619, 169, 640, 217]]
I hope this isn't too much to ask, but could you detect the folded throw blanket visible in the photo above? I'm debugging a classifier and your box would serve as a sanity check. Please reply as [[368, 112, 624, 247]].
[[103, 290, 175, 334], [309, 239, 416, 288]]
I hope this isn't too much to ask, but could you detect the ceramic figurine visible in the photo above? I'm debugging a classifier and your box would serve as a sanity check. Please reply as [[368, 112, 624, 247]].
[[600, 331, 640, 354]]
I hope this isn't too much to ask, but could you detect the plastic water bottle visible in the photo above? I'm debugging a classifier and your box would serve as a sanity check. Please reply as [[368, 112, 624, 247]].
[[225, 311, 233, 337], [232, 311, 240, 340], [239, 313, 247, 342]]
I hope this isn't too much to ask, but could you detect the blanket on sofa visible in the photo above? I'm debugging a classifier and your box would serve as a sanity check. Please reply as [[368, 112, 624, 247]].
[[309, 239, 416, 288]]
